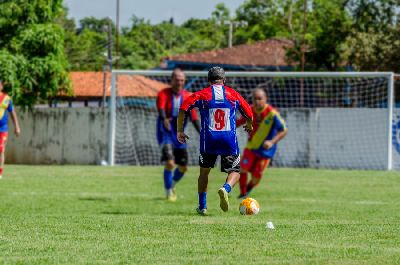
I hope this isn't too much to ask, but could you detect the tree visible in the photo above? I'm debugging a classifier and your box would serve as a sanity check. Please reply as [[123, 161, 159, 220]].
[[58, 13, 111, 71], [305, 0, 352, 70], [341, 27, 400, 72], [346, 0, 399, 32], [0, 0, 70, 106], [340, 0, 400, 71], [182, 18, 226, 51], [212, 3, 230, 23], [234, 0, 285, 44]]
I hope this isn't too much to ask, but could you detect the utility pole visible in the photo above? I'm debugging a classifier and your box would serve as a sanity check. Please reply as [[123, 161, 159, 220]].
[[299, 0, 308, 108], [224, 20, 247, 48], [228, 21, 233, 48], [301, 0, 307, 72], [102, 17, 113, 108], [107, 18, 113, 71], [115, 0, 120, 68]]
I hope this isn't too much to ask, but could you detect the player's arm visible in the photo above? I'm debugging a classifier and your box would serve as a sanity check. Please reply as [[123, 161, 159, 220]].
[[8, 101, 20, 136], [156, 91, 170, 131], [235, 91, 253, 132], [177, 93, 199, 143], [236, 114, 247, 128], [263, 113, 287, 149], [190, 109, 201, 134]]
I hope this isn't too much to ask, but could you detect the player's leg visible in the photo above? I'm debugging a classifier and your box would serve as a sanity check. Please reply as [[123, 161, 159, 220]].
[[247, 158, 270, 196], [238, 169, 248, 198], [196, 153, 217, 215], [161, 144, 175, 201], [0, 132, 8, 179], [238, 149, 256, 198], [218, 154, 241, 212], [172, 148, 188, 187]]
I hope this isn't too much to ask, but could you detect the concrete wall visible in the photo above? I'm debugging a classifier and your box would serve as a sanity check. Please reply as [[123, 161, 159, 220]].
[[6, 108, 109, 165], [274, 108, 388, 170], [5, 107, 396, 170]]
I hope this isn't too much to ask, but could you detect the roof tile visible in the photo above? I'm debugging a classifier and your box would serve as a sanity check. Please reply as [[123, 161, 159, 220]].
[[164, 38, 294, 67], [69, 72, 168, 97]]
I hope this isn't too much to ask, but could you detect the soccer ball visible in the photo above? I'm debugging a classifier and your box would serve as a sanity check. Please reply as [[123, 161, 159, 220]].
[[239, 198, 260, 215]]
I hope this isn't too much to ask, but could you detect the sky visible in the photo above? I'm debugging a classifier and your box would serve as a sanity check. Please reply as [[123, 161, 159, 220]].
[[63, 0, 244, 26]]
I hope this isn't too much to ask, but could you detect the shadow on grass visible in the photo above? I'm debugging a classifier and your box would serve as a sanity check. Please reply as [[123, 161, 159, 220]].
[[79, 197, 112, 202], [101, 210, 197, 217], [152, 197, 167, 201], [101, 210, 135, 215]]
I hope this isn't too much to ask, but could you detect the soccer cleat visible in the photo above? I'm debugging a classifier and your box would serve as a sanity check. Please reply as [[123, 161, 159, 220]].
[[218, 188, 229, 212], [166, 189, 177, 202], [196, 207, 208, 216], [167, 193, 177, 202], [171, 187, 177, 201]]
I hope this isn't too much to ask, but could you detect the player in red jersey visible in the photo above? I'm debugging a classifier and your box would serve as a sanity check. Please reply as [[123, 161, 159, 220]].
[[0, 80, 21, 179], [237, 88, 287, 198], [177, 67, 253, 215], [156, 69, 200, 201]]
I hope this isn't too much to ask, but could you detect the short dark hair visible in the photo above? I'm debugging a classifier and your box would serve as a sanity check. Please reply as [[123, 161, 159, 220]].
[[208, 66, 225, 82]]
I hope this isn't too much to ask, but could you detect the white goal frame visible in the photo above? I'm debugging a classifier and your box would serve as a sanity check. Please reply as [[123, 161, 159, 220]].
[[109, 70, 395, 170]]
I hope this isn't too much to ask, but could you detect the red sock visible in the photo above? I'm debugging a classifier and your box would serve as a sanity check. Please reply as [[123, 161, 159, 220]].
[[246, 182, 256, 194], [0, 167, 3, 176], [239, 172, 248, 195]]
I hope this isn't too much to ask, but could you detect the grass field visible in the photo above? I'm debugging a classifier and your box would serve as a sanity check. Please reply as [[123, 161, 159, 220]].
[[0, 166, 399, 264]]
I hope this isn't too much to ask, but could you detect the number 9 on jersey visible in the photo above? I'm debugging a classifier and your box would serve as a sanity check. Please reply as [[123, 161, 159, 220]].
[[209, 108, 231, 131]]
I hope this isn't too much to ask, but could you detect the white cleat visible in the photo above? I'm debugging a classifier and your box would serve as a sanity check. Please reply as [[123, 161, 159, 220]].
[[218, 188, 229, 212]]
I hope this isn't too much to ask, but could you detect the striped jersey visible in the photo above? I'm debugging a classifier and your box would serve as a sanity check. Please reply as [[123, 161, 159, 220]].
[[180, 85, 252, 155], [156, 87, 198, 148]]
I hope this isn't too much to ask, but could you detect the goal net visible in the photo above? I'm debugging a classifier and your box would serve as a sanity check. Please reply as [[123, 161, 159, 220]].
[[109, 70, 395, 170]]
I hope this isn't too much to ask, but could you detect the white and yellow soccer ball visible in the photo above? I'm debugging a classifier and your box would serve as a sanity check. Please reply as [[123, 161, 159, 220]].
[[239, 198, 260, 215]]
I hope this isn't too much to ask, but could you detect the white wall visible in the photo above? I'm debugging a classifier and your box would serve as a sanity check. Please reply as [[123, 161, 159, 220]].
[[5, 107, 396, 169], [274, 108, 388, 170], [6, 108, 109, 165]]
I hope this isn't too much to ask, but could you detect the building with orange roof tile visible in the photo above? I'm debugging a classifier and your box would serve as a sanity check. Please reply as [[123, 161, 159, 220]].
[[160, 38, 295, 71], [52, 72, 169, 107]]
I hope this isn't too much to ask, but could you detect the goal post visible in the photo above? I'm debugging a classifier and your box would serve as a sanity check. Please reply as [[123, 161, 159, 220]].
[[108, 70, 395, 170]]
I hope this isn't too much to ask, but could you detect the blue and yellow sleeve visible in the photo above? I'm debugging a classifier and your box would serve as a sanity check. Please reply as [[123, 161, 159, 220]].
[[7, 99, 13, 112], [273, 112, 286, 132]]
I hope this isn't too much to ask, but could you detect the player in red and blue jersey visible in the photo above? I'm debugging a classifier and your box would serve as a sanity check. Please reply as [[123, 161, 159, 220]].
[[156, 69, 200, 201], [237, 88, 287, 198], [177, 67, 253, 215], [0, 80, 21, 179]]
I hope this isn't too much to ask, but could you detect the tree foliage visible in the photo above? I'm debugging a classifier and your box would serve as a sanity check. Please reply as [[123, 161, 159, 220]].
[[0, 0, 70, 106], [59, 0, 400, 72]]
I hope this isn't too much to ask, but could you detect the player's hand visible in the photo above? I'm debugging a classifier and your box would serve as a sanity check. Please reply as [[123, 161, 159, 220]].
[[244, 121, 253, 133], [163, 118, 171, 131], [14, 127, 21, 137], [177, 132, 189, 144], [263, 140, 273, 150]]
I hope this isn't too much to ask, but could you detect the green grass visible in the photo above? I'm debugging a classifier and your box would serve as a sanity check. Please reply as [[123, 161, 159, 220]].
[[0, 166, 400, 264]]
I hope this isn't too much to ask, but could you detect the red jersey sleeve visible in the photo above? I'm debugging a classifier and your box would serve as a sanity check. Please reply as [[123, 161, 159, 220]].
[[182, 91, 199, 121], [236, 114, 247, 127], [156, 90, 167, 111], [180, 92, 200, 112]]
